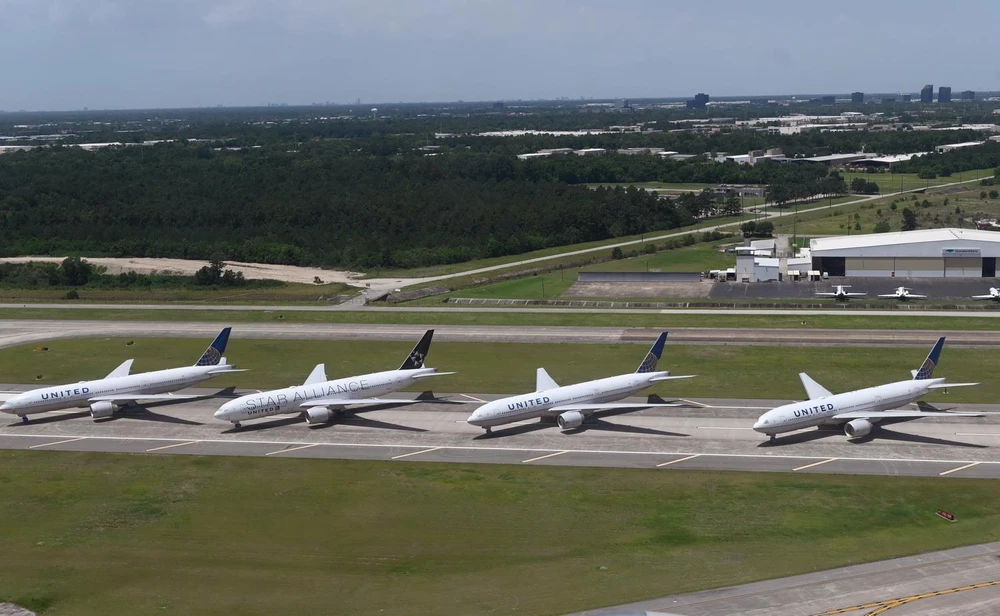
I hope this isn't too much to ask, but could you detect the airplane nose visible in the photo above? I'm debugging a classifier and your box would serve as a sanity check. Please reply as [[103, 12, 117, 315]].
[[466, 409, 485, 426], [752, 418, 765, 432], [0, 401, 13, 413], [213, 406, 230, 420]]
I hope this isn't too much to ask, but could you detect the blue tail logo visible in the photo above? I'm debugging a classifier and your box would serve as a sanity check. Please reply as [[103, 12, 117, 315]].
[[914, 336, 945, 380], [636, 332, 668, 373], [196, 327, 232, 366]]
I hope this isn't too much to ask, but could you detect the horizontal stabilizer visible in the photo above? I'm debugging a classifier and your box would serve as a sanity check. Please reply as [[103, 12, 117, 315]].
[[411, 371, 455, 380], [926, 382, 979, 389], [300, 397, 424, 409], [207, 368, 248, 375], [106, 359, 134, 379], [832, 410, 984, 420], [799, 372, 833, 400], [647, 375, 696, 382]]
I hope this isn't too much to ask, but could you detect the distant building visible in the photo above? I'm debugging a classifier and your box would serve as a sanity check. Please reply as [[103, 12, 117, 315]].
[[902, 94, 912, 102], [882, 97, 896, 103], [492, 101, 504, 109], [920, 85, 934, 104], [686, 93, 710, 109], [939, 86, 952, 103], [851, 91, 864, 104], [961, 90, 975, 101]]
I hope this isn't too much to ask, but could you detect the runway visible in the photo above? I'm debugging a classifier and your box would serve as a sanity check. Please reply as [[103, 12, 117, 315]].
[[2, 388, 998, 479], [3, 319, 1000, 350], [572, 542, 1000, 616]]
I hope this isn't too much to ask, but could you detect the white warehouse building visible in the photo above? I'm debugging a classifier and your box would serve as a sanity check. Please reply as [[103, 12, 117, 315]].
[[810, 228, 1000, 278]]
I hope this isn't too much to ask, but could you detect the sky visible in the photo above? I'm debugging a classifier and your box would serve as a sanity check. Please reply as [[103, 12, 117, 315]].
[[1, 0, 998, 111]]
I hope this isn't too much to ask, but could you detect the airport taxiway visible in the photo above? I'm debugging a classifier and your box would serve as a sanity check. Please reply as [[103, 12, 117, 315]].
[[1, 388, 997, 479], [3, 320, 1000, 350]]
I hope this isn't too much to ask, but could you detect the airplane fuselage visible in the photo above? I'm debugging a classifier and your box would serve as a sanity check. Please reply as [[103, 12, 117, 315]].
[[467, 371, 666, 428], [214, 368, 437, 423], [753, 378, 941, 435], [0, 365, 232, 416]]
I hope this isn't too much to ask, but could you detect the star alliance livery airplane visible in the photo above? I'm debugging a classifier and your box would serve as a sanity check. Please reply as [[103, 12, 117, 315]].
[[753, 336, 982, 442], [0, 328, 242, 422], [467, 332, 694, 434], [214, 329, 452, 429]]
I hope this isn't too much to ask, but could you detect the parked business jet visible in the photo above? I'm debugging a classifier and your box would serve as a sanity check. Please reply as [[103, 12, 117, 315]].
[[815, 285, 867, 301], [214, 330, 451, 428], [0, 328, 241, 422], [878, 287, 927, 301], [753, 337, 981, 442], [972, 287, 1000, 301], [466, 332, 693, 434]]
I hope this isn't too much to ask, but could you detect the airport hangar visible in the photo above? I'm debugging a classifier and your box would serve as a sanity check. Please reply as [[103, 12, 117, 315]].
[[809, 228, 1000, 278]]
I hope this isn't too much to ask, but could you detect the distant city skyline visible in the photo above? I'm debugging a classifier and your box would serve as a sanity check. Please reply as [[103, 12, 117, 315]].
[[2, 0, 998, 111]]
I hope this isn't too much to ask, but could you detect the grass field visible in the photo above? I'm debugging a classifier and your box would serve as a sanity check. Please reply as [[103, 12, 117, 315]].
[[5, 338, 1000, 402], [0, 282, 355, 305], [0, 452, 997, 616]]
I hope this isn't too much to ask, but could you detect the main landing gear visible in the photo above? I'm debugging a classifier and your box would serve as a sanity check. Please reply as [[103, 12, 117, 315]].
[[233, 422, 242, 429]]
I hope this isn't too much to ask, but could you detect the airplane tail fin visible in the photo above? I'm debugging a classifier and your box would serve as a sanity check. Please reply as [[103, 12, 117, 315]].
[[636, 332, 668, 373], [399, 330, 434, 370], [913, 336, 945, 380], [196, 327, 232, 366]]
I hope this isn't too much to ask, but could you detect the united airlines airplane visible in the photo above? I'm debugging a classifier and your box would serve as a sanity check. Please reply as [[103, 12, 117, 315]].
[[0, 328, 241, 422], [753, 337, 982, 442], [214, 329, 452, 429], [466, 332, 693, 434]]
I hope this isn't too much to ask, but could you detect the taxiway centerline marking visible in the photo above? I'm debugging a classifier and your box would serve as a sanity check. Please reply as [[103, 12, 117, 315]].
[[145, 440, 199, 452], [522, 451, 568, 463], [955, 433, 1000, 437], [28, 436, 86, 449], [678, 399, 708, 407], [939, 461, 982, 476], [697, 426, 755, 430], [657, 454, 700, 467], [391, 447, 441, 460], [793, 458, 838, 472], [460, 394, 487, 403], [265, 443, 319, 456]]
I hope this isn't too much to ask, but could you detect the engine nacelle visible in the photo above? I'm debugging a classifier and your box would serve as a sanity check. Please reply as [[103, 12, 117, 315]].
[[304, 407, 334, 425], [556, 411, 585, 430], [844, 418, 873, 439], [89, 401, 116, 419]]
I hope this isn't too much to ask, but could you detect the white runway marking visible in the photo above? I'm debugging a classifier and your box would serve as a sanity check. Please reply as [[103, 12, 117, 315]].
[[145, 441, 199, 452], [522, 451, 568, 463], [29, 436, 86, 449], [697, 426, 755, 430], [678, 399, 708, 407], [955, 433, 1000, 437], [460, 394, 487, 403], [939, 462, 981, 476], [793, 458, 838, 471], [391, 446, 441, 460], [657, 454, 700, 467], [265, 443, 319, 456]]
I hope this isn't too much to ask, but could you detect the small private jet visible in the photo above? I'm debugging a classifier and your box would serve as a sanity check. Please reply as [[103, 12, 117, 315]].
[[815, 285, 867, 301], [878, 286, 927, 301], [972, 287, 1000, 301]]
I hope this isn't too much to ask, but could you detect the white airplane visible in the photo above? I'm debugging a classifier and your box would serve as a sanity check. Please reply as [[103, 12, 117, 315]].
[[214, 329, 451, 429], [753, 337, 981, 443], [466, 332, 694, 434], [0, 328, 242, 422], [878, 286, 927, 301], [972, 287, 1000, 301], [815, 285, 867, 301]]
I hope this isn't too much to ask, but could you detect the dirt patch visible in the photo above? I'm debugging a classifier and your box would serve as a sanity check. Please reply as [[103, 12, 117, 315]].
[[562, 281, 713, 298], [0, 604, 35, 616]]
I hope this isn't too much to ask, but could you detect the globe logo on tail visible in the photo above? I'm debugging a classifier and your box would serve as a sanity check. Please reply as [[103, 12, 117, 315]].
[[637, 352, 658, 373], [914, 357, 935, 380], [197, 347, 222, 366]]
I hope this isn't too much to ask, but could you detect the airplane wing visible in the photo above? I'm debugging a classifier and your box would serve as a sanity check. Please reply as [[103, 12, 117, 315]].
[[926, 382, 979, 389], [299, 397, 424, 409], [845, 292, 867, 297], [799, 373, 833, 400], [548, 402, 683, 413], [972, 295, 996, 300], [647, 375, 696, 383], [877, 294, 899, 298], [814, 293, 837, 297], [88, 393, 200, 403], [832, 410, 984, 420], [411, 371, 456, 380]]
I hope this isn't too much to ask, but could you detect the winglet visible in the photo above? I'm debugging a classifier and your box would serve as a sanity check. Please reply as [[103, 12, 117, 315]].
[[913, 337, 945, 380], [195, 327, 232, 366], [799, 372, 833, 400], [304, 363, 327, 385], [399, 330, 434, 370], [536, 367, 559, 391], [636, 332, 667, 373], [106, 359, 134, 379]]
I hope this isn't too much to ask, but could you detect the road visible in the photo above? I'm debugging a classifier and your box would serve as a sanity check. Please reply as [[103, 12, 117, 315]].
[[4, 320, 1000, 350], [571, 542, 1000, 616], [1, 389, 997, 479]]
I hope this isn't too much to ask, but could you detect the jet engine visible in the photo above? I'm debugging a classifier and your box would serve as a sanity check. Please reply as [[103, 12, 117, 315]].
[[844, 418, 873, 439], [304, 407, 334, 425], [556, 411, 585, 430], [89, 401, 116, 419]]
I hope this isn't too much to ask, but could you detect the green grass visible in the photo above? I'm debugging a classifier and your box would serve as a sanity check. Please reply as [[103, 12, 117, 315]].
[[2, 306, 1000, 330], [0, 282, 355, 304], [6, 338, 1000, 402], [840, 168, 993, 193], [0, 452, 997, 616]]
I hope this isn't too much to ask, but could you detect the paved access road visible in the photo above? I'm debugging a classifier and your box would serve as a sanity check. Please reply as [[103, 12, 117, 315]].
[[2, 320, 1000, 350], [571, 542, 1000, 616], [1, 388, 997, 479]]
